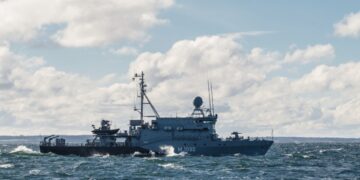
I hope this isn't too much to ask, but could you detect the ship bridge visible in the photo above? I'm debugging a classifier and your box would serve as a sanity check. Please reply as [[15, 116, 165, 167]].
[[151, 96, 217, 132]]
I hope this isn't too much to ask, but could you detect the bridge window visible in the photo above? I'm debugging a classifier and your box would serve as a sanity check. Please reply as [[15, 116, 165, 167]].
[[176, 126, 183, 131]]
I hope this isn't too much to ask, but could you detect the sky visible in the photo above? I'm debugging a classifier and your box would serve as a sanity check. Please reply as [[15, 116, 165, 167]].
[[1, 0, 360, 137]]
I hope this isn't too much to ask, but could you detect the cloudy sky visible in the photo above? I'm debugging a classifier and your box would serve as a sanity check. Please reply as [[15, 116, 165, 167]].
[[1, 0, 360, 137]]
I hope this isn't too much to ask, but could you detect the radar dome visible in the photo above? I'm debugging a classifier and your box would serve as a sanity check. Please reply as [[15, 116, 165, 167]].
[[193, 96, 203, 108]]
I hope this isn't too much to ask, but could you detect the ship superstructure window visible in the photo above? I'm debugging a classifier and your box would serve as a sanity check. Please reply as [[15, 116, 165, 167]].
[[176, 126, 183, 131]]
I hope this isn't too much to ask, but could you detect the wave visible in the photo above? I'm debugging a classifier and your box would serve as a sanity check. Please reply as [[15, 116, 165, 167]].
[[159, 145, 187, 157], [319, 148, 343, 154], [29, 169, 41, 175], [131, 151, 158, 158], [10, 145, 39, 154], [0, 163, 14, 169], [72, 161, 87, 171], [91, 153, 110, 158], [284, 152, 315, 159], [132, 151, 142, 157], [159, 163, 184, 170]]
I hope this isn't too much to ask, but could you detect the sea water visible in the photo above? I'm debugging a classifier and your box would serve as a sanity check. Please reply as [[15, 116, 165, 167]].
[[0, 139, 359, 179]]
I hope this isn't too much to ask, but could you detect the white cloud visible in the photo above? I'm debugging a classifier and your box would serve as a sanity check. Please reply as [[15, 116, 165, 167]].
[[222, 61, 360, 137], [0, 0, 174, 47], [129, 35, 282, 112], [111, 47, 139, 56], [1, 34, 359, 137], [293, 62, 360, 92], [0, 44, 136, 134], [334, 11, 360, 38], [128, 35, 360, 137], [284, 44, 335, 64], [290, 63, 360, 130]]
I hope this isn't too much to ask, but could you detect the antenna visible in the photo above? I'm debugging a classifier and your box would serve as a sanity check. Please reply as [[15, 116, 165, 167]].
[[210, 81, 215, 114], [207, 80, 212, 116]]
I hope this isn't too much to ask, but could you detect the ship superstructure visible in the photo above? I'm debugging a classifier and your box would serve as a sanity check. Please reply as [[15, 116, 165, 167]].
[[40, 120, 150, 156], [126, 72, 273, 155]]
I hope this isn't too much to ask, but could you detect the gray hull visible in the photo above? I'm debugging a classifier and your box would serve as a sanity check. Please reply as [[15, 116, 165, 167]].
[[191, 142, 273, 156], [39, 145, 152, 157], [143, 139, 274, 156]]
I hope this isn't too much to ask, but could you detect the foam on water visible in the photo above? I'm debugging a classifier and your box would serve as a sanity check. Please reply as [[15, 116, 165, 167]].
[[159, 145, 186, 157], [29, 169, 41, 175], [132, 151, 142, 157], [319, 148, 344, 154], [159, 163, 184, 170], [91, 153, 110, 158], [0, 163, 14, 168], [102, 154, 110, 158], [10, 145, 38, 154]]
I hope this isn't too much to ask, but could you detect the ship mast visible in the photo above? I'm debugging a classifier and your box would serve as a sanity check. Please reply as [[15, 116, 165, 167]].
[[133, 72, 160, 121]]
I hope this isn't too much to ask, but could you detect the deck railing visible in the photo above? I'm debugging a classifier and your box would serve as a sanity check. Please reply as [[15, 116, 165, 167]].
[[223, 136, 274, 141]]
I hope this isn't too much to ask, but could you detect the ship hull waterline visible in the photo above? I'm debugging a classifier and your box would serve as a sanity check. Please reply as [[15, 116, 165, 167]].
[[40, 142, 273, 157], [39, 145, 153, 157]]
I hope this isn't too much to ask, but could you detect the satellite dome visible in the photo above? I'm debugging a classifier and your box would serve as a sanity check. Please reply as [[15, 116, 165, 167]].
[[193, 96, 203, 108]]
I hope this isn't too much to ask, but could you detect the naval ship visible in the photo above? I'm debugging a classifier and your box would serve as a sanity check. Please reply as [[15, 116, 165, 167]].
[[40, 72, 273, 156]]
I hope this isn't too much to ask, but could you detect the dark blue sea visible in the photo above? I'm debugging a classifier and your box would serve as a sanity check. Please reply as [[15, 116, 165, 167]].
[[0, 136, 359, 179]]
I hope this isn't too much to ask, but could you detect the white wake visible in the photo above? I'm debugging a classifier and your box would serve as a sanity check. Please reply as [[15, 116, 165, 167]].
[[159, 145, 186, 157], [10, 145, 38, 154]]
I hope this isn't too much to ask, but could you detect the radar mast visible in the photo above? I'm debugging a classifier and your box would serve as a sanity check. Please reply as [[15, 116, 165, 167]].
[[133, 72, 160, 121]]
